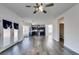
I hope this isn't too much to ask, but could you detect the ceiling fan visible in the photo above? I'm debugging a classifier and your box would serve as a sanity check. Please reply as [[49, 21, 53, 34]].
[[25, 3, 54, 14]]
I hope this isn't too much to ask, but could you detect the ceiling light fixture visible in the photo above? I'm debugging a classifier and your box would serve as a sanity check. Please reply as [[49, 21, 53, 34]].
[[25, 3, 54, 14], [39, 5, 43, 12]]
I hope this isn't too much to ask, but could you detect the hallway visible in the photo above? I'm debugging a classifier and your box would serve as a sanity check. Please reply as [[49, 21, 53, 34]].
[[0, 36, 77, 55]]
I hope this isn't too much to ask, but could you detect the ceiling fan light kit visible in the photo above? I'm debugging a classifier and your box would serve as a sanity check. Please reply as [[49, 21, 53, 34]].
[[39, 6, 43, 12], [25, 3, 54, 14]]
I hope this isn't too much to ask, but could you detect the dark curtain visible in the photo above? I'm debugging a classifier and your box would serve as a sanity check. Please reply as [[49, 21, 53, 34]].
[[3, 20, 12, 29], [14, 23, 19, 29]]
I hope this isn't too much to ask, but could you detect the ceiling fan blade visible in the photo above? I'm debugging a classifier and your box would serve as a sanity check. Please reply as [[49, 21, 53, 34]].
[[25, 5, 31, 7], [33, 10, 37, 14], [43, 10, 47, 13], [36, 3, 39, 5], [46, 3, 54, 7], [41, 3, 43, 5]]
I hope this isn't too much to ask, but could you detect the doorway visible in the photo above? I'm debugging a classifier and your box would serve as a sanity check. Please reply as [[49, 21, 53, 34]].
[[59, 23, 64, 44], [58, 17, 64, 45]]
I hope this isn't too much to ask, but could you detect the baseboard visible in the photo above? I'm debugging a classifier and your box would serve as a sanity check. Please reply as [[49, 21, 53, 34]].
[[0, 39, 23, 53], [64, 45, 79, 55], [53, 39, 59, 42]]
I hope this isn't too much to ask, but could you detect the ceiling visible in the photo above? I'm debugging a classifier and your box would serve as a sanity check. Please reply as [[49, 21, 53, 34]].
[[1, 3, 77, 24]]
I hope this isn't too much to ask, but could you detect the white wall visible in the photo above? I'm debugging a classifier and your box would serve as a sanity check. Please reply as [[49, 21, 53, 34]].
[[64, 4, 79, 54], [53, 19, 59, 41], [54, 4, 79, 54], [0, 4, 21, 22], [0, 4, 24, 43]]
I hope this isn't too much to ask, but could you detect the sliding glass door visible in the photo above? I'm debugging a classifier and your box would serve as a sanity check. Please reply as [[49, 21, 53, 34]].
[[3, 28, 11, 47], [14, 29, 18, 42], [14, 23, 19, 42], [3, 20, 12, 47]]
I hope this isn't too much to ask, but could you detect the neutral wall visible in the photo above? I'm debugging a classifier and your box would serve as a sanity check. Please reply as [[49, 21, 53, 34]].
[[54, 4, 79, 54], [0, 4, 24, 42], [53, 19, 59, 41], [64, 4, 79, 54]]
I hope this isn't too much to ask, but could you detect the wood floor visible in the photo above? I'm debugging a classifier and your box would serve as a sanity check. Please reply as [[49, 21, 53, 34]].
[[0, 36, 78, 55]]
